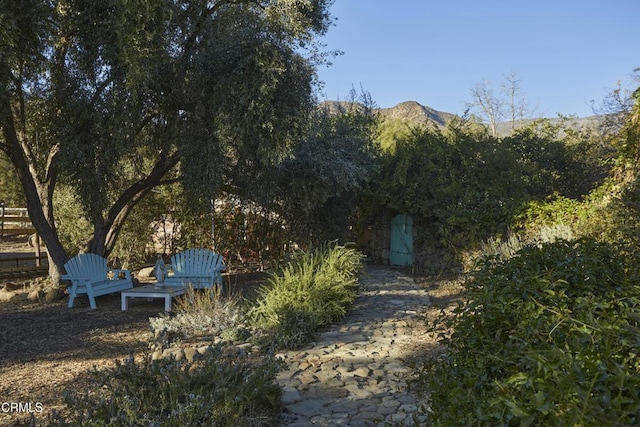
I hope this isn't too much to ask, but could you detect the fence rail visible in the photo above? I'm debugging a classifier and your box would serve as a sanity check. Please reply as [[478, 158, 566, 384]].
[[0, 205, 45, 269], [0, 254, 49, 269], [0, 206, 35, 237]]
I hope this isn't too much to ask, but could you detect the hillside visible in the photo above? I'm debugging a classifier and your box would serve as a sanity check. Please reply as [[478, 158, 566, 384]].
[[377, 101, 457, 127], [319, 100, 455, 128], [320, 100, 604, 136]]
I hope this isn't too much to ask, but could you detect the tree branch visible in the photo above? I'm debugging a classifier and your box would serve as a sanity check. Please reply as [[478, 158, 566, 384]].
[[101, 151, 181, 254]]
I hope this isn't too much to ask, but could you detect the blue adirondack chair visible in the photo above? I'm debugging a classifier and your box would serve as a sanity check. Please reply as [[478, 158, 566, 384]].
[[164, 248, 225, 291], [62, 253, 133, 309]]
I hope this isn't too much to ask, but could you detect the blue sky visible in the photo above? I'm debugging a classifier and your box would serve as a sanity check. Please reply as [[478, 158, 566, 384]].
[[315, 1, 639, 118]]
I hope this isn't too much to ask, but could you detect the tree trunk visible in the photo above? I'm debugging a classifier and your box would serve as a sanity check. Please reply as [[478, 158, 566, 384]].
[[84, 152, 180, 259], [16, 167, 67, 284], [1, 101, 68, 284]]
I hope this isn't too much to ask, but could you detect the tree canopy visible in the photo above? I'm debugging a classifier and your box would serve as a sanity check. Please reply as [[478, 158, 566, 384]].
[[0, 0, 335, 281]]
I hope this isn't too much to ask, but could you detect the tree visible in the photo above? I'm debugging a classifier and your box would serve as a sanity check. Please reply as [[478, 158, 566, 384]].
[[468, 78, 506, 137], [591, 69, 640, 141], [503, 72, 534, 134], [273, 90, 379, 244], [467, 73, 535, 136], [0, 0, 334, 283]]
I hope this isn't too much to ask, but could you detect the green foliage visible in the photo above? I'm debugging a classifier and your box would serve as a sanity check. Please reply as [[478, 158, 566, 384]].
[[52, 185, 93, 255], [512, 193, 586, 236], [0, 152, 23, 206], [1, 0, 335, 273], [375, 118, 424, 153], [370, 125, 523, 250], [614, 87, 640, 168], [365, 115, 611, 269], [270, 91, 379, 245], [47, 346, 282, 426], [418, 238, 640, 426], [503, 119, 611, 199], [512, 174, 640, 248], [249, 243, 363, 350], [110, 189, 170, 268]]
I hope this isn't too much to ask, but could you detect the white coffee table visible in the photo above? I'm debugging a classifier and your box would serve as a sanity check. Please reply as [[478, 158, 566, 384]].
[[121, 285, 186, 312]]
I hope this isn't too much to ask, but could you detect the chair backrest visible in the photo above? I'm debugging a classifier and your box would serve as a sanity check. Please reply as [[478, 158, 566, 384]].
[[64, 253, 109, 282], [171, 249, 223, 274]]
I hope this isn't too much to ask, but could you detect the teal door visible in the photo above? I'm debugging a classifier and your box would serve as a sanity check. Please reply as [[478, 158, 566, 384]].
[[390, 214, 413, 266]]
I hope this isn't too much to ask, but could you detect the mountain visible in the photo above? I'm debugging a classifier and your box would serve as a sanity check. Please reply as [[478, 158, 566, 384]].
[[320, 100, 604, 136], [377, 101, 457, 127], [319, 100, 456, 128]]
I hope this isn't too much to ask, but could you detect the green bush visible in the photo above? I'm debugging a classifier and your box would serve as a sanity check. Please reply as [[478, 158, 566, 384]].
[[418, 237, 640, 426], [249, 242, 363, 350], [47, 345, 281, 426]]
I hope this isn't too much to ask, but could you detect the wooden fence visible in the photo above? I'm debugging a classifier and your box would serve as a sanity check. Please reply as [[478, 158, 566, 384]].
[[0, 205, 46, 270], [0, 206, 35, 237]]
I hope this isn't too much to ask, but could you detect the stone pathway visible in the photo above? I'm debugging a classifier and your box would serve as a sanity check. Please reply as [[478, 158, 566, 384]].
[[275, 266, 432, 426]]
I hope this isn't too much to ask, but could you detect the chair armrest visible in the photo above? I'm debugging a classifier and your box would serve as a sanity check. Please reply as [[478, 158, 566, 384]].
[[61, 275, 90, 282]]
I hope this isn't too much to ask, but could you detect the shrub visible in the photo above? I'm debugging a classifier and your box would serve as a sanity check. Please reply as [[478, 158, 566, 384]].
[[417, 237, 640, 426], [149, 287, 247, 347], [474, 224, 575, 266], [249, 242, 363, 350], [47, 345, 282, 426]]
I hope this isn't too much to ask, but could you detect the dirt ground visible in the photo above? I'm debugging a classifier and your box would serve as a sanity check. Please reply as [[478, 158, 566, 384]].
[[0, 238, 464, 426], [0, 238, 268, 426]]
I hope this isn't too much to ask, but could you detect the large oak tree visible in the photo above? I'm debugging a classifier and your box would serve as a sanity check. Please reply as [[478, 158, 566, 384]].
[[0, 0, 333, 282]]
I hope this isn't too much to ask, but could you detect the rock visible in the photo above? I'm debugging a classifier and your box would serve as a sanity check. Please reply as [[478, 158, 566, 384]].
[[162, 347, 185, 361], [271, 267, 431, 424], [197, 345, 211, 355], [298, 372, 317, 385], [45, 288, 64, 303], [0, 289, 14, 302], [14, 292, 28, 302], [27, 290, 44, 302], [399, 403, 418, 413], [184, 347, 198, 362], [137, 266, 154, 278], [353, 366, 372, 378], [306, 384, 348, 399], [381, 399, 401, 409], [236, 342, 252, 352], [314, 368, 338, 383], [287, 399, 328, 417], [340, 333, 368, 344], [281, 387, 303, 404]]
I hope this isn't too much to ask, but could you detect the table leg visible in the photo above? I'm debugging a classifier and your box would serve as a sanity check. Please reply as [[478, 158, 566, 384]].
[[121, 293, 128, 311], [164, 295, 171, 312]]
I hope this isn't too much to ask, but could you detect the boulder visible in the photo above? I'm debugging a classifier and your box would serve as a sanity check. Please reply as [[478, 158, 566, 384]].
[[137, 266, 154, 278], [0, 289, 15, 302], [27, 290, 45, 303], [45, 288, 65, 303]]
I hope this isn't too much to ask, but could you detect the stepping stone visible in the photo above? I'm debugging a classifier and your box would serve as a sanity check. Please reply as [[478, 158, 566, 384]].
[[282, 387, 303, 404], [287, 399, 330, 417]]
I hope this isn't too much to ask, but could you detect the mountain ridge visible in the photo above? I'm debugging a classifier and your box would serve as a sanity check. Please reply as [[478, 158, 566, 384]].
[[320, 99, 603, 136]]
